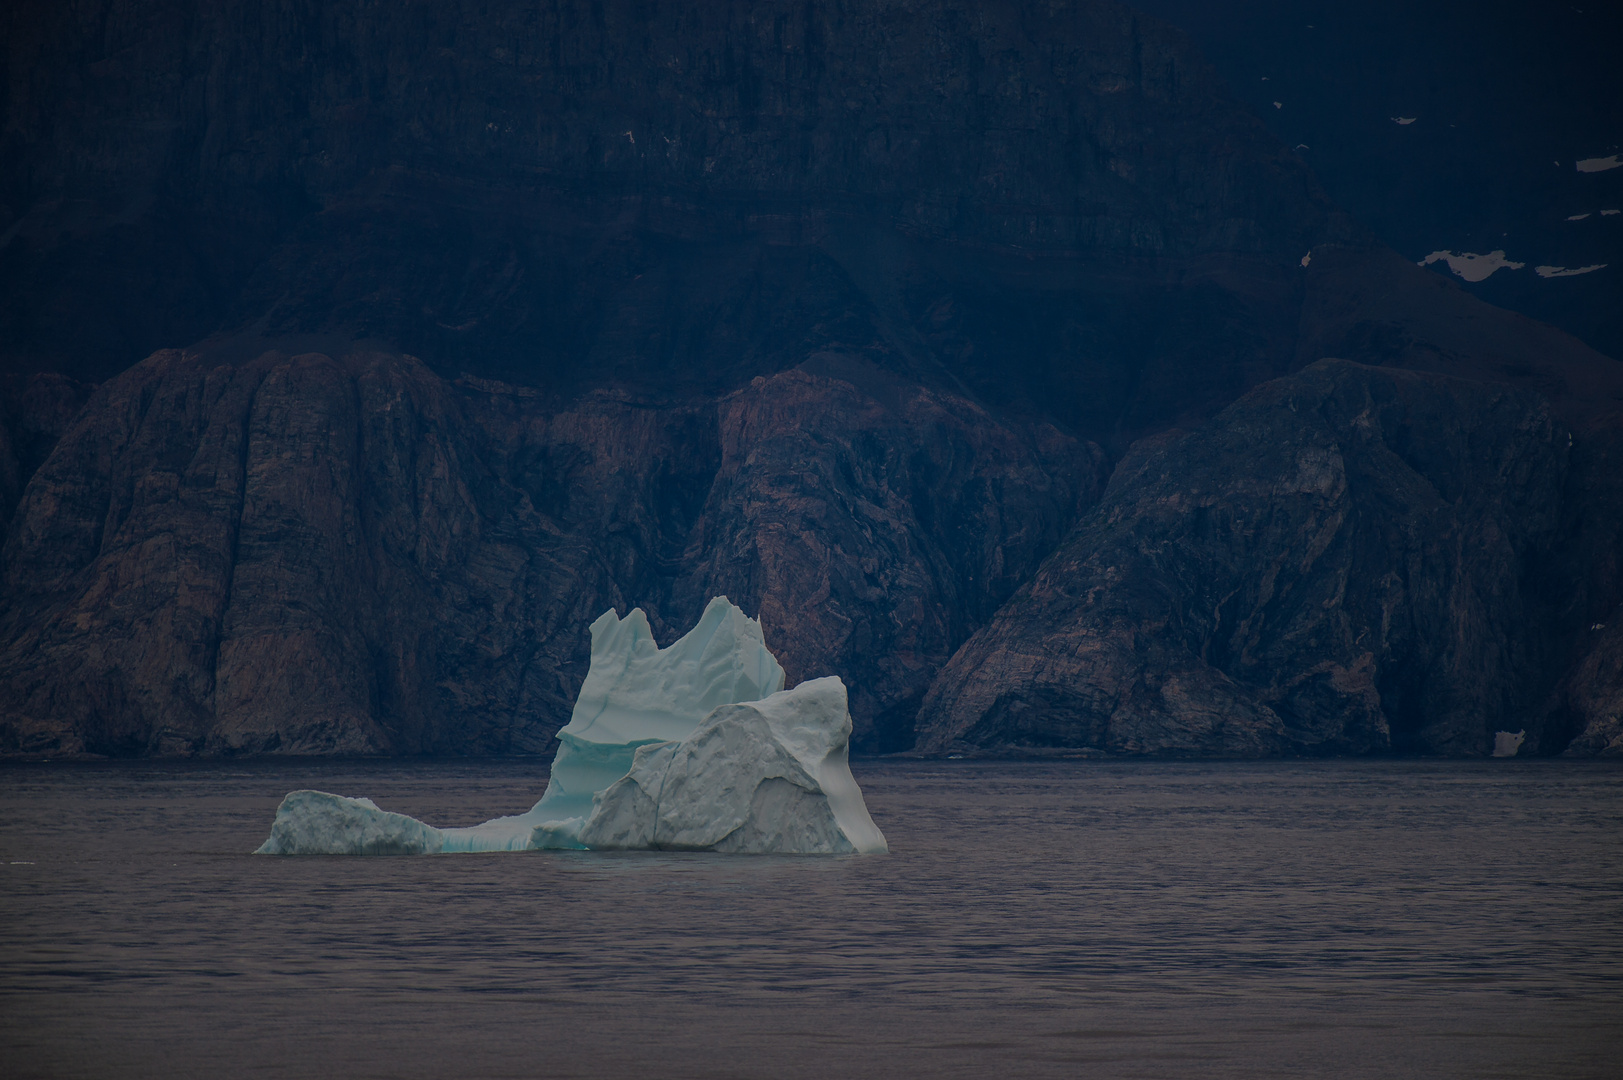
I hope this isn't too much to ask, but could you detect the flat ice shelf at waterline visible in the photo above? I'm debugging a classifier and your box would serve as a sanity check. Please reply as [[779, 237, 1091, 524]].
[[254, 597, 887, 855]]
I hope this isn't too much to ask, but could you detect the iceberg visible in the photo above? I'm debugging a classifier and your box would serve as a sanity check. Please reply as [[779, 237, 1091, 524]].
[[1492, 729, 1526, 758], [578, 677, 887, 854], [257, 791, 446, 855], [255, 597, 887, 856]]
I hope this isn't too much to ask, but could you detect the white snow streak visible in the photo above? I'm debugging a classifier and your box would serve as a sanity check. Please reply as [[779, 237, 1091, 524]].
[[1419, 250, 1525, 282]]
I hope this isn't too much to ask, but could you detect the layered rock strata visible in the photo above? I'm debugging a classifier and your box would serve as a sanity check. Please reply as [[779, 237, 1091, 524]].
[[0, 346, 1096, 756], [916, 360, 1588, 757]]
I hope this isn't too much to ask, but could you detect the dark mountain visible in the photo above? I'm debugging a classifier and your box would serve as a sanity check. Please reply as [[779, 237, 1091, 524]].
[[917, 358, 1614, 757], [1131, 0, 1623, 360], [2, 0, 1619, 757]]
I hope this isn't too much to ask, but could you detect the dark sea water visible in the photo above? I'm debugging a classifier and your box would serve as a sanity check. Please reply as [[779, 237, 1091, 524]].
[[2, 758, 1619, 1079]]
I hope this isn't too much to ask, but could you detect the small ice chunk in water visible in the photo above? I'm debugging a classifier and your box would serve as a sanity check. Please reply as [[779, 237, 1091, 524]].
[[1492, 730, 1526, 758], [255, 598, 886, 855], [1576, 155, 1622, 173], [1391, 117, 1416, 125]]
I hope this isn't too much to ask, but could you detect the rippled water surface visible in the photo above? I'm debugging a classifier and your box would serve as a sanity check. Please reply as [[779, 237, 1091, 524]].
[[2, 758, 1620, 1079]]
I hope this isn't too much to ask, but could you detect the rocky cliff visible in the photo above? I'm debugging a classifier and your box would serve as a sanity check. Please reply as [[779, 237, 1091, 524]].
[[0, 374, 94, 530], [0, 346, 1094, 755], [3, 0, 1621, 757], [915, 360, 1597, 757]]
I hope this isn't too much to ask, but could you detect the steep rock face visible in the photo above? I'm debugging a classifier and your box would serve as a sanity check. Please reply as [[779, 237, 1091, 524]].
[[0, 347, 1094, 756], [916, 360, 1577, 757], [0, 348, 576, 756], [674, 364, 1101, 749], [0, 374, 95, 529], [3, 0, 1352, 457], [1548, 617, 1623, 757], [1538, 428, 1623, 758], [1298, 245, 1623, 435]]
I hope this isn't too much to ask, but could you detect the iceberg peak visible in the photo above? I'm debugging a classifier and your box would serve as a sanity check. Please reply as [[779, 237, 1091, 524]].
[[565, 596, 785, 746], [517, 596, 785, 830]]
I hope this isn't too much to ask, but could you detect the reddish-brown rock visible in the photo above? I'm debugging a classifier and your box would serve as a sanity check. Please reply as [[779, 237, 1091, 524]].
[[0, 347, 1096, 756], [915, 360, 1584, 757]]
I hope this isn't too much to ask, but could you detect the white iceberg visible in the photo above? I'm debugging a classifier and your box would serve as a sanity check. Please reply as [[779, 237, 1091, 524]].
[[257, 791, 446, 855], [578, 677, 886, 854], [255, 597, 886, 856], [1576, 155, 1622, 173]]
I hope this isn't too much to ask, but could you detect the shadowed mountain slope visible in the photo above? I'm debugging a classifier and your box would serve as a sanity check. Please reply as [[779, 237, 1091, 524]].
[[916, 360, 1605, 757]]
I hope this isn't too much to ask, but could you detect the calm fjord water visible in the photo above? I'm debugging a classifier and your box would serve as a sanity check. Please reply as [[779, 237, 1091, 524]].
[[2, 759, 1619, 1079]]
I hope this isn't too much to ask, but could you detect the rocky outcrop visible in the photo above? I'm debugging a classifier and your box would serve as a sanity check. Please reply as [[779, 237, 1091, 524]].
[[916, 360, 1585, 757], [0, 346, 1095, 757], [1297, 245, 1623, 435], [1547, 617, 1623, 757], [671, 364, 1101, 749], [0, 374, 95, 529]]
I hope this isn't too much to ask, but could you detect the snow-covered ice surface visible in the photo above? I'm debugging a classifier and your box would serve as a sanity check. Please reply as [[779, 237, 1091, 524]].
[[1536, 264, 1608, 278], [255, 597, 886, 855], [256, 791, 445, 855], [579, 677, 887, 854], [1419, 250, 1525, 282], [1576, 155, 1622, 173], [436, 595, 786, 852]]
